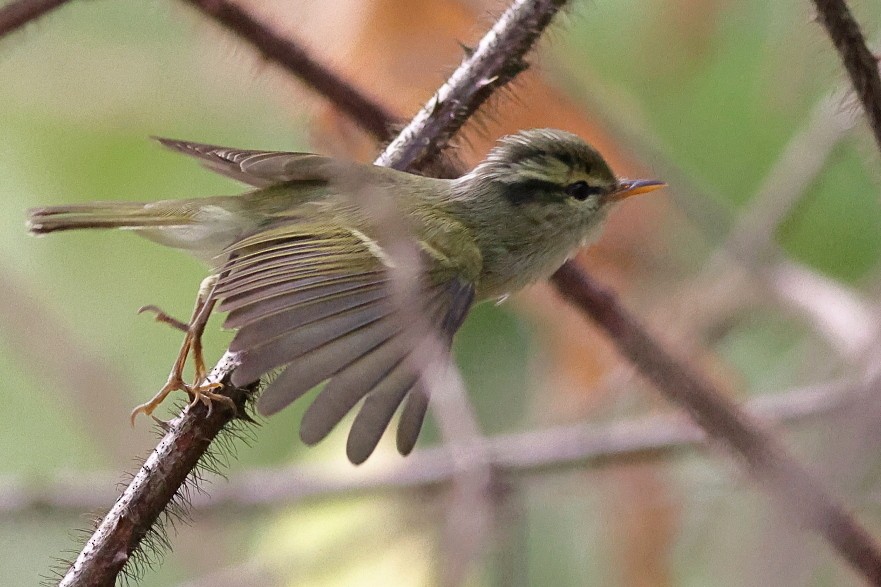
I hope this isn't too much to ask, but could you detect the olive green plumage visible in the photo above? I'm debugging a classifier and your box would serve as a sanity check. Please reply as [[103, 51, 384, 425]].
[[27, 129, 663, 464]]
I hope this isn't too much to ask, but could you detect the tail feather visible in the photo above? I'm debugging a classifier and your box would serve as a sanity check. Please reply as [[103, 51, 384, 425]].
[[27, 202, 194, 235]]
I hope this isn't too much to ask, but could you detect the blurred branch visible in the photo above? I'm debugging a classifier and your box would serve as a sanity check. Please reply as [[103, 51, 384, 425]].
[[59, 0, 568, 585], [812, 0, 881, 155], [550, 263, 881, 582], [724, 88, 858, 260], [349, 180, 493, 583], [0, 0, 71, 37], [178, 0, 397, 141], [0, 265, 140, 463], [761, 259, 881, 361], [3, 374, 864, 515], [706, 81, 878, 362]]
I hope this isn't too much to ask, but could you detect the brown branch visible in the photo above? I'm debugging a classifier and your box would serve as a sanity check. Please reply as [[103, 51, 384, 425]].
[[58, 354, 255, 587], [550, 262, 881, 583], [179, 0, 397, 142], [812, 0, 881, 155], [374, 0, 568, 171], [0, 0, 71, 37]]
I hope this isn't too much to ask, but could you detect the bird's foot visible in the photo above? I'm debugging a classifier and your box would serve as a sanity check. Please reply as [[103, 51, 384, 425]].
[[130, 375, 186, 425], [134, 277, 223, 423], [130, 376, 234, 424], [186, 380, 236, 417]]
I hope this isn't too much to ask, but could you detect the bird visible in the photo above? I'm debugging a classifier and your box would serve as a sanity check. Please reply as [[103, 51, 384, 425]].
[[27, 128, 664, 464]]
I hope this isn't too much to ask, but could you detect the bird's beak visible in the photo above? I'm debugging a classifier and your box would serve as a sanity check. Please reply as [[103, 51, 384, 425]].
[[610, 179, 666, 202]]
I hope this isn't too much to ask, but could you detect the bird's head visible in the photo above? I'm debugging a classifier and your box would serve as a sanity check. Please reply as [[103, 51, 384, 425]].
[[462, 129, 665, 224]]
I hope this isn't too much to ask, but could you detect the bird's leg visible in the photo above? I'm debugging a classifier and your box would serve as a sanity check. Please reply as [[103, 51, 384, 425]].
[[130, 275, 234, 423]]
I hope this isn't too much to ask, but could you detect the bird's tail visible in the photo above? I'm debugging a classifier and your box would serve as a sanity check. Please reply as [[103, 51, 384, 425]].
[[27, 202, 193, 235]]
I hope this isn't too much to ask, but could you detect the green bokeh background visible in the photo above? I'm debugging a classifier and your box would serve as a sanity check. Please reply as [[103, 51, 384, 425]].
[[2, 0, 881, 584]]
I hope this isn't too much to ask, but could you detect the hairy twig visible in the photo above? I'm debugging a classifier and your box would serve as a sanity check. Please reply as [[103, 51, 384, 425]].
[[58, 358, 255, 586], [0, 0, 70, 37], [178, 0, 397, 141], [4, 375, 861, 515], [812, 0, 881, 155], [374, 0, 569, 172]]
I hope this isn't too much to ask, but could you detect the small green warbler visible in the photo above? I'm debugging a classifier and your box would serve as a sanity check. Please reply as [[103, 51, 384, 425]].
[[28, 129, 664, 463]]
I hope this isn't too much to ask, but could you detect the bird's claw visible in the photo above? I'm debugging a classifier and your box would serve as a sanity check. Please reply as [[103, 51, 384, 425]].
[[130, 378, 234, 425], [186, 381, 236, 417]]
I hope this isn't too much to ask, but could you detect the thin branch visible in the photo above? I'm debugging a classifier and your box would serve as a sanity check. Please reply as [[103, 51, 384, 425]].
[[812, 0, 881, 155], [0, 263, 138, 462], [4, 375, 861, 515], [723, 87, 859, 261], [374, 0, 569, 171], [761, 258, 881, 361], [179, 0, 397, 142], [346, 176, 494, 585], [58, 357, 255, 587], [0, 0, 71, 37], [550, 262, 881, 583]]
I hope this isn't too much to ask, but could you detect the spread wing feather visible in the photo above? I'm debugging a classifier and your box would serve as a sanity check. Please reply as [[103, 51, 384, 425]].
[[154, 137, 338, 188], [213, 218, 479, 463], [394, 278, 474, 456]]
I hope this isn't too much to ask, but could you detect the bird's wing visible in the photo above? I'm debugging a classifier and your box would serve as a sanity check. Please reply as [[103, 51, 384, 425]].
[[154, 137, 337, 188], [216, 219, 479, 464]]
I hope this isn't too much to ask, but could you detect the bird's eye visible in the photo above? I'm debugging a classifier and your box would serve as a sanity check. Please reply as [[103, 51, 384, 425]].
[[564, 180, 602, 201]]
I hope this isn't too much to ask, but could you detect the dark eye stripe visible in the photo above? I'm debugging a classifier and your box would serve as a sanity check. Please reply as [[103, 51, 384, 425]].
[[565, 181, 602, 201]]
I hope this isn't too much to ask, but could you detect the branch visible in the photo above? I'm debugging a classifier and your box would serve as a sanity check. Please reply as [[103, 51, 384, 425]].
[[58, 357, 255, 587], [59, 0, 568, 584], [374, 0, 568, 171], [5, 375, 860, 515], [0, 0, 71, 37], [550, 263, 881, 582], [723, 87, 859, 261], [812, 0, 881, 155], [179, 0, 398, 142]]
